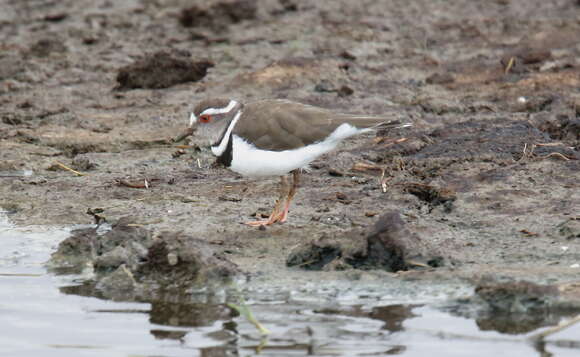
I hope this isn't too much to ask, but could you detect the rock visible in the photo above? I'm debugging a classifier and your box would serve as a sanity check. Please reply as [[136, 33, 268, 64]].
[[116, 50, 213, 90]]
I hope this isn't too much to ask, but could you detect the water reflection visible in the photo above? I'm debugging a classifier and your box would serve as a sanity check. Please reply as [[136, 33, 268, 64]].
[[476, 313, 564, 335]]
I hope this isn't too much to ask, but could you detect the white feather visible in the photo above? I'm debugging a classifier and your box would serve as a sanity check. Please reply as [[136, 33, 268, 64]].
[[229, 123, 364, 177]]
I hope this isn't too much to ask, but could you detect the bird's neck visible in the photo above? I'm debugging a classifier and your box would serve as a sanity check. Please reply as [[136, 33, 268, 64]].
[[210, 110, 242, 157]]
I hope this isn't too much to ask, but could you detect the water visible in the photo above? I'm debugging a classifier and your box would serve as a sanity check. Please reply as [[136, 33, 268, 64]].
[[1, 213, 579, 356]]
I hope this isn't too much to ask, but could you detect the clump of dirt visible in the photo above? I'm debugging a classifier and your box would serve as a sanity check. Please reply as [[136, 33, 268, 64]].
[[116, 50, 214, 89], [287, 211, 447, 272], [404, 183, 456, 209], [468, 280, 580, 334], [27, 38, 67, 57], [179, 0, 257, 30], [48, 217, 238, 295], [135, 231, 239, 287], [475, 280, 560, 313]]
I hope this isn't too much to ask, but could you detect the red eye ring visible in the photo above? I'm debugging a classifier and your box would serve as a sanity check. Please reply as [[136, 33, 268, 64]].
[[199, 114, 212, 123]]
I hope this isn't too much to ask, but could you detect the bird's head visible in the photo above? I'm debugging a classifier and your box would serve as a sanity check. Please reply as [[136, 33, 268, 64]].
[[174, 98, 243, 145]]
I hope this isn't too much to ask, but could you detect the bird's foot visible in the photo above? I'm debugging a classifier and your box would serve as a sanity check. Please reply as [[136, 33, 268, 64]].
[[245, 210, 285, 227]]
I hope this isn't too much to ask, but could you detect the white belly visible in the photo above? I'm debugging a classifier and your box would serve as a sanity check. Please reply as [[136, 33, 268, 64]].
[[229, 123, 366, 177]]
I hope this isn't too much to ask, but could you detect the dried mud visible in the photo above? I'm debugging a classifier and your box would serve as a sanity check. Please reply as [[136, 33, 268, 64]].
[[1, 0, 580, 309]]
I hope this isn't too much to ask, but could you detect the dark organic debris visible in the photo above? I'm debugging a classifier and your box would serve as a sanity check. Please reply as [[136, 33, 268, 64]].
[[314, 81, 353, 97], [279, 0, 298, 12], [28, 38, 67, 57], [426, 72, 454, 85], [337, 85, 354, 97], [43, 13, 68, 22], [116, 50, 213, 90], [71, 156, 98, 171], [532, 113, 580, 145], [404, 183, 456, 207], [179, 0, 257, 30], [287, 211, 446, 272], [501, 48, 552, 74]]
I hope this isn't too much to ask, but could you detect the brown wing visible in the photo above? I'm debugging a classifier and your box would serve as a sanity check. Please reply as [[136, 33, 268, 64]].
[[232, 100, 390, 151]]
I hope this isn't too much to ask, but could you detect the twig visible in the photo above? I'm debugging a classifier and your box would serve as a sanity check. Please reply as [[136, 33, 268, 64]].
[[374, 137, 408, 147], [352, 162, 383, 172], [535, 142, 566, 147], [537, 152, 571, 161], [116, 179, 150, 189], [54, 161, 87, 176]]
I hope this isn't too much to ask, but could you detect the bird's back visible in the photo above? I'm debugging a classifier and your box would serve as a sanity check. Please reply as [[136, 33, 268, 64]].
[[233, 100, 394, 151]]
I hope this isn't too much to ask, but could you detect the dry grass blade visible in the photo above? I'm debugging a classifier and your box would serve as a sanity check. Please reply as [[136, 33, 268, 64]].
[[504, 56, 516, 74], [54, 161, 87, 176]]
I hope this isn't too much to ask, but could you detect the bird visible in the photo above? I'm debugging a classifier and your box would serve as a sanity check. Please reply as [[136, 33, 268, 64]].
[[176, 98, 411, 227]]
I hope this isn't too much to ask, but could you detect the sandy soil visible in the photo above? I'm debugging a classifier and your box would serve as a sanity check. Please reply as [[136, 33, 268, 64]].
[[1, 0, 579, 294]]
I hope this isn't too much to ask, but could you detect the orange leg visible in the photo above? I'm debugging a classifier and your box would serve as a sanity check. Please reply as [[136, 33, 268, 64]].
[[245, 175, 290, 227], [278, 170, 300, 223]]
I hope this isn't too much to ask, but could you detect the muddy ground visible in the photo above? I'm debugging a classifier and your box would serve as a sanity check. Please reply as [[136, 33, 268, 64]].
[[1, 0, 580, 305]]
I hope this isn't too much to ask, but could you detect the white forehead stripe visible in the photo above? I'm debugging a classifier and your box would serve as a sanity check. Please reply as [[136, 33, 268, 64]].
[[200, 100, 238, 116], [189, 112, 197, 127]]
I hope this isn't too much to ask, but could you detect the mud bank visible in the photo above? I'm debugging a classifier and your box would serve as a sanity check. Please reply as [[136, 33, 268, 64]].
[[1, 0, 580, 322]]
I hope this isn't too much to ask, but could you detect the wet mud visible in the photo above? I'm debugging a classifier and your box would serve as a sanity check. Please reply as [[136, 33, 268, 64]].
[[1, 0, 580, 328]]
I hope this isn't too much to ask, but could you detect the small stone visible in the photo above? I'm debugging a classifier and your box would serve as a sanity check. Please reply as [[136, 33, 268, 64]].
[[167, 252, 179, 266]]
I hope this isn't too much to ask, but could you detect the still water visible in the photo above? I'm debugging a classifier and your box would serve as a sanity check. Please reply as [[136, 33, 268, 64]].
[[0, 213, 578, 357]]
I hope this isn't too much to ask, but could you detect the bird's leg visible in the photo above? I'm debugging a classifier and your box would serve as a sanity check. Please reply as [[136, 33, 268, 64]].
[[245, 175, 290, 226], [278, 170, 300, 223]]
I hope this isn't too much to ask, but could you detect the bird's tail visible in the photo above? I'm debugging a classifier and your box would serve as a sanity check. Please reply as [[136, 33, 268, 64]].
[[333, 114, 412, 131]]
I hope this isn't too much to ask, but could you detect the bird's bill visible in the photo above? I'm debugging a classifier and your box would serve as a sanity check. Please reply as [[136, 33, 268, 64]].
[[173, 126, 196, 143], [173, 112, 199, 143]]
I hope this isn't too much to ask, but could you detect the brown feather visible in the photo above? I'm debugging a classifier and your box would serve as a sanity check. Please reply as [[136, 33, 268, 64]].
[[233, 100, 397, 151]]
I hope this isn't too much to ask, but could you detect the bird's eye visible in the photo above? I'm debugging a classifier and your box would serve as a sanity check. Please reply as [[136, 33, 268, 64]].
[[199, 114, 212, 123]]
